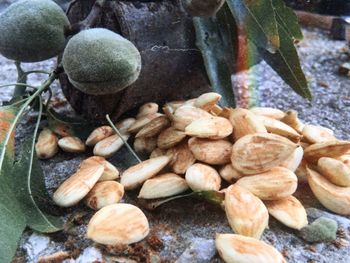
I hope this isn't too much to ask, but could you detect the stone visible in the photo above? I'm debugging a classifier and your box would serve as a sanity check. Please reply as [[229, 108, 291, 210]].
[[300, 217, 338, 243], [175, 238, 216, 263]]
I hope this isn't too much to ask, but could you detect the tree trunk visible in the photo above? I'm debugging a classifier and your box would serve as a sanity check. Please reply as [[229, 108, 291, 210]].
[[59, 0, 213, 122]]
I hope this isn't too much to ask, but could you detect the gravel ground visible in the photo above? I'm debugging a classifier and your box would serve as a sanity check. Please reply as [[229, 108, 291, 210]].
[[1, 26, 350, 262]]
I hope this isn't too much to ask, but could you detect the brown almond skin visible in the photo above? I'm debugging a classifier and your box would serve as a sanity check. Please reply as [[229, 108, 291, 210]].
[[231, 133, 297, 175], [172, 105, 212, 131], [85, 181, 124, 210], [188, 137, 232, 165], [224, 184, 268, 239], [236, 167, 298, 200]]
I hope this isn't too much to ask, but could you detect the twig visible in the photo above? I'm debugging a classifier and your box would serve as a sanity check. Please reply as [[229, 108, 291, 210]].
[[13, 61, 28, 98], [66, 0, 107, 37], [106, 114, 142, 163], [66, 0, 79, 15]]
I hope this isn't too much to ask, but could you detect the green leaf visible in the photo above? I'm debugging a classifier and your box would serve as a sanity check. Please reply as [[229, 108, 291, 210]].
[[258, 24, 311, 100], [226, 0, 279, 52], [193, 16, 236, 107], [47, 107, 94, 139], [0, 156, 26, 263], [0, 99, 62, 262], [11, 139, 63, 233], [272, 0, 303, 40], [0, 103, 27, 263]]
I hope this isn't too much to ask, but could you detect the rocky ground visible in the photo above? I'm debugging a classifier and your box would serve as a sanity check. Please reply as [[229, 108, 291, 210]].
[[1, 15, 350, 263]]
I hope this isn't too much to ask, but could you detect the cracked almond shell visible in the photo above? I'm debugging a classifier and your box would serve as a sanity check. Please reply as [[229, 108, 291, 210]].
[[138, 173, 189, 199], [231, 133, 297, 175], [229, 108, 267, 140], [304, 140, 350, 163], [53, 158, 104, 207], [185, 116, 233, 139], [224, 184, 268, 239], [236, 167, 298, 200], [87, 204, 149, 245], [85, 181, 124, 210], [307, 168, 350, 215], [120, 156, 170, 190], [216, 234, 286, 263], [188, 137, 232, 165], [265, 196, 308, 230]]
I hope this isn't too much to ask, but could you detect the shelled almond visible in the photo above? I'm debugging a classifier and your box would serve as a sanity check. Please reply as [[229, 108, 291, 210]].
[[47, 91, 350, 256], [36, 128, 59, 159]]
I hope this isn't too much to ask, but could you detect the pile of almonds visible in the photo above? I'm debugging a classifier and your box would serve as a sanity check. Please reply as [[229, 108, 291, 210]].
[[36, 92, 350, 262]]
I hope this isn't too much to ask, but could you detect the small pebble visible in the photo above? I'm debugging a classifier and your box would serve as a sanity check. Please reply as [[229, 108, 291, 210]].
[[300, 217, 338, 243]]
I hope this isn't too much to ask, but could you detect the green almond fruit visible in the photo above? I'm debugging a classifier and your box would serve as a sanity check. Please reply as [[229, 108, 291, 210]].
[[62, 28, 142, 95], [0, 0, 70, 62]]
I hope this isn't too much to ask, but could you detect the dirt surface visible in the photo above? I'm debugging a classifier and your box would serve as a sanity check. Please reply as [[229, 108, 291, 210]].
[[1, 24, 350, 262]]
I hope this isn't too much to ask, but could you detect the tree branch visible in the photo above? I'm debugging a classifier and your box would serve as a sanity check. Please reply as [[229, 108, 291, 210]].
[[65, 0, 107, 37]]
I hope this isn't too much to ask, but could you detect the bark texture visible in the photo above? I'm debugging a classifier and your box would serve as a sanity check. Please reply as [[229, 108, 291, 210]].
[[60, 0, 212, 121]]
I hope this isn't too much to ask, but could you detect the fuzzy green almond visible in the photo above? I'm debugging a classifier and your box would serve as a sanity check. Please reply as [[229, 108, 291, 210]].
[[0, 0, 70, 62], [62, 28, 142, 95]]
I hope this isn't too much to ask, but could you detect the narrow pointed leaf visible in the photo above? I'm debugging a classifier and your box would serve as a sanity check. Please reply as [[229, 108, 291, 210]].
[[193, 16, 236, 107], [258, 24, 311, 100], [226, 0, 279, 52], [272, 0, 303, 40]]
